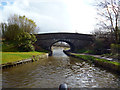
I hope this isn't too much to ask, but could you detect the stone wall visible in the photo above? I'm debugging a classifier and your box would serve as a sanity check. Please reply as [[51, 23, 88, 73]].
[[34, 33, 94, 53]]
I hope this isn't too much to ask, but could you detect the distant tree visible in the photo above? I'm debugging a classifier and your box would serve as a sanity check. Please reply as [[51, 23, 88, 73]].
[[0, 23, 7, 38], [1, 14, 39, 39], [94, 0, 120, 44], [8, 14, 38, 34], [4, 24, 20, 41]]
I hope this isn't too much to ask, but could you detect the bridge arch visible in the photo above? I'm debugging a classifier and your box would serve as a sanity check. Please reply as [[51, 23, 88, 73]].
[[50, 39, 75, 52], [34, 32, 94, 56]]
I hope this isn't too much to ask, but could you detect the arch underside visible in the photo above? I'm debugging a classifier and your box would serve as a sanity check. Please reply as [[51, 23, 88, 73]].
[[50, 39, 74, 52]]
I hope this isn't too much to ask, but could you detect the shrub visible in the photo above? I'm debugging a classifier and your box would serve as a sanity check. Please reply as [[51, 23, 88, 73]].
[[111, 44, 120, 54], [111, 44, 120, 59], [92, 39, 105, 54], [15, 32, 37, 51]]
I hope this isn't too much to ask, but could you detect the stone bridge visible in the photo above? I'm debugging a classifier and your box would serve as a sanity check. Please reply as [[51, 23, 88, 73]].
[[34, 32, 94, 55]]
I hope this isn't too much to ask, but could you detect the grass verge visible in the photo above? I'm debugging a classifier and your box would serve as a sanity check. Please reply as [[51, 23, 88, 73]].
[[75, 54, 120, 66], [1, 51, 46, 64], [66, 52, 120, 73]]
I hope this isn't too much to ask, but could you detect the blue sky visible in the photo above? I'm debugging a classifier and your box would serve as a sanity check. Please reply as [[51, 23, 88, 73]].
[[0, 0, 97, 34], [1, 2, 7, 5], [0, 1, 7, 9]]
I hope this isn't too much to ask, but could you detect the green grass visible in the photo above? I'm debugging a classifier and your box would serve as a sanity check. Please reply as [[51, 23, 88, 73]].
[[70, 53, 120, 73], [76, 49, 94, 54], [95, 58, 120, 66], [0, 42, 47, 64], [73, 54, 120, 66], [1, 51, 46, 64]]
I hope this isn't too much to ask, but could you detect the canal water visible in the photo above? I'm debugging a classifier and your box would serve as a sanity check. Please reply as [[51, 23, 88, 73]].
[[2, 47, 120, 88]]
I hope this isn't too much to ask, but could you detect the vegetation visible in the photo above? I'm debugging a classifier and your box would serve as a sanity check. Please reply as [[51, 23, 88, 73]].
[[2, 42, 18, 52], [1, 52, 46, 64], [93, 0, 120, 44], [110, 44, 120, 59], [75, 54, 120, 65], [15, 32, 37, 51], [0, 14, 38, 51], [0, 14, 47, 66], [76, 49, 94, 54], [111, 44, 120, 54], [91, 37, 111, 54], [70, 53, 120, 73], [88, 0, 120, 60], [0, 37, 46, 65]]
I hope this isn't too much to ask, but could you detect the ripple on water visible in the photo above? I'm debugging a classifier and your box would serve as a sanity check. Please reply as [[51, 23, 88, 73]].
[[2, 47, 120, 88]]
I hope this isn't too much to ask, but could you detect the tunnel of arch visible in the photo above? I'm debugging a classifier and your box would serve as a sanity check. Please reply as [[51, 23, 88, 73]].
[[49, 40, 75, 52]]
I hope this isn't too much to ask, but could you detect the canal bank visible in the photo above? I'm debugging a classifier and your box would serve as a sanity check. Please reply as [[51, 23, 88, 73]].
[[64, 51, 120, 74], [1, 52, 48, 69]]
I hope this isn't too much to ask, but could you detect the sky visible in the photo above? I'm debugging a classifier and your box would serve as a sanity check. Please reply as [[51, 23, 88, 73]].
[[0, 0, 97, 34]]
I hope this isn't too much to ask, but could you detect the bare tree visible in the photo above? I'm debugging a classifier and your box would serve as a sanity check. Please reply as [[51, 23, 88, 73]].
[[94, 0, 120, 44], [7, 14, 38, 34], [0, 23, 7, 38]]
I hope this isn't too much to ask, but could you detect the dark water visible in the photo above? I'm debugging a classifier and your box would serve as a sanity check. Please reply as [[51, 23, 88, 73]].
[[2, 47, 120, 88]]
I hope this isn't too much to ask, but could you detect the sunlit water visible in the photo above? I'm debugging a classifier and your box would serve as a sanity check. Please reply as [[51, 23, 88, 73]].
[[2, 47, 120, 88]]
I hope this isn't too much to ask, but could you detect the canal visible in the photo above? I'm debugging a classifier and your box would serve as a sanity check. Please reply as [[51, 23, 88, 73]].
[[2, 47, 120, 88]]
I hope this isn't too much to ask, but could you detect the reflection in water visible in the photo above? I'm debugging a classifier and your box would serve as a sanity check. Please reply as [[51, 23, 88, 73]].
[[2, 47, 120, 88]]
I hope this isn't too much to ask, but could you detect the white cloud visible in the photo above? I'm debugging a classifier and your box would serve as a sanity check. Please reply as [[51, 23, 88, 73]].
[[0, 0, 97, 34], [64, 0, 97, 33]]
